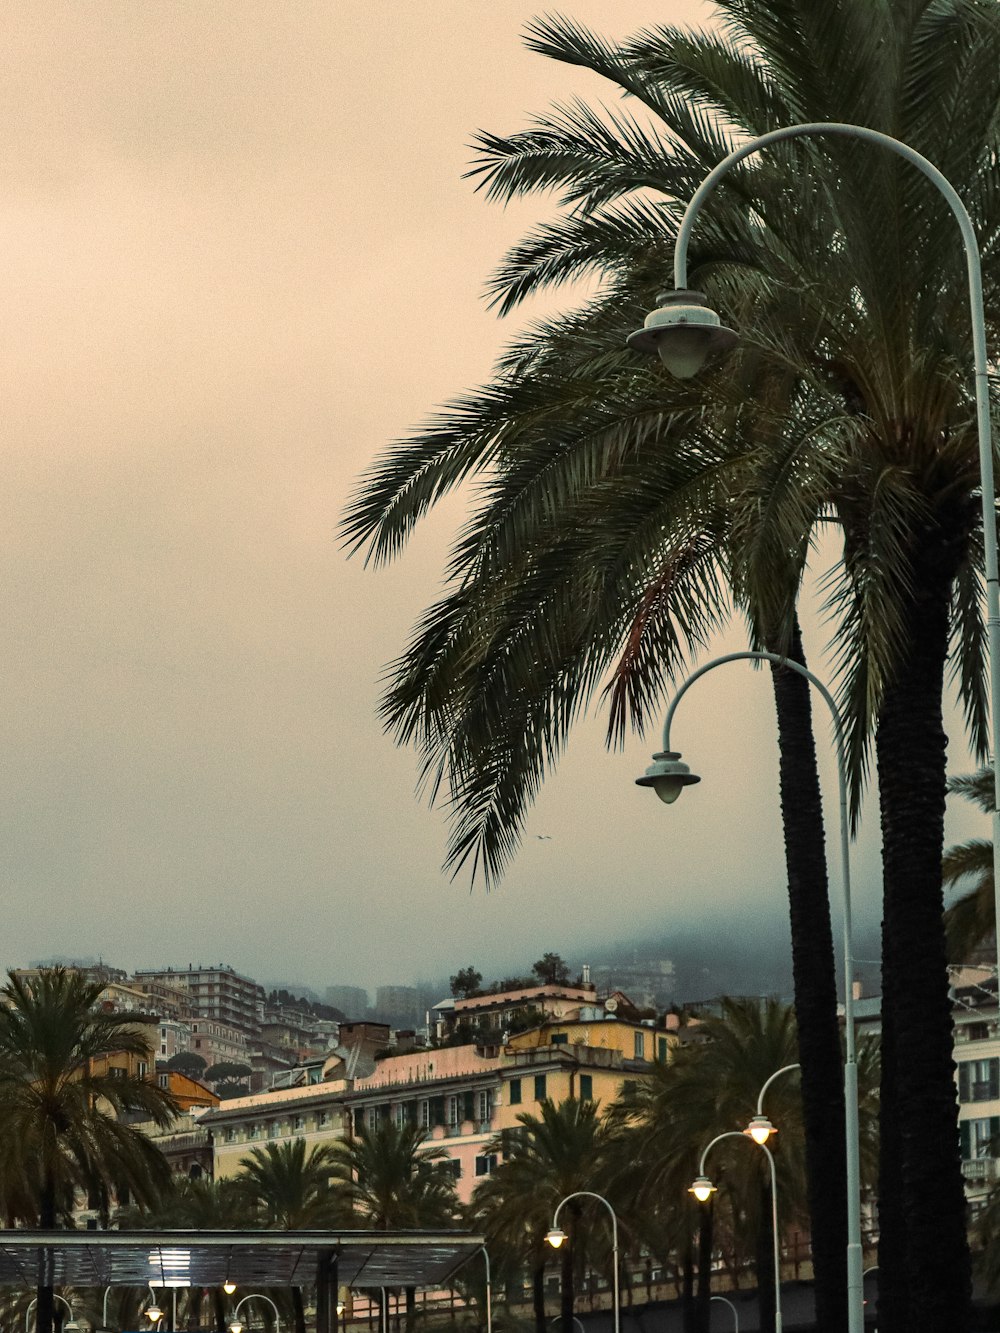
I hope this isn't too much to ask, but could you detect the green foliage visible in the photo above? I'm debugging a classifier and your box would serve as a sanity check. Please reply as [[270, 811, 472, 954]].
[[339, 1120, 459, 1229], [943, 766, 996, 960], [532, 954, 571, 986], [0, 967, 179, 1228], [204, 1060, 254, 1081], [450, 967, 484, 999], [166, 1050, 207, 1076]]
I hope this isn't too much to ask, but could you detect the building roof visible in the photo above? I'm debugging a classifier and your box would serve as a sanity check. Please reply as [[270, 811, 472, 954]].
[[0, 1230, 483, 1290]]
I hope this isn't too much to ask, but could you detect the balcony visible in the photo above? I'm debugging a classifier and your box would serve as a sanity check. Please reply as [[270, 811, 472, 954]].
[[962, 1158, 1000, 1182]]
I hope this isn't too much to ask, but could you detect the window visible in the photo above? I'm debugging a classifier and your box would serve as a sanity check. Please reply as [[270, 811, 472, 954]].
[[419, 1100, 430, 1129], [478, 1090, 493, 1123], [967, 1022, 991, 1041], [634, 1031, 645, 1060], [137, 1061, 148, 1078], [657, 1036, 669, 1063], [268, 1122, 278, 1139], [224, 1129, 235, 1143], [293, 1115, 305, 1132], [534, 1074, 547, 1101], [509, 1079, 522, 1106], [475, 1154, 498, 1177], [319, 1110, 330, 1127], [960, 1116, 1000, 1159], [959, 1059, 1000, 1102], [551, 1033, 568, 1045], [579, 1074, 593, 1101], [446, 1095, 459, 1127]]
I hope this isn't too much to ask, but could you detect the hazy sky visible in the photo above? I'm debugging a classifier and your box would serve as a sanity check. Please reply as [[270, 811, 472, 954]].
[[0, 3, 986, 995]]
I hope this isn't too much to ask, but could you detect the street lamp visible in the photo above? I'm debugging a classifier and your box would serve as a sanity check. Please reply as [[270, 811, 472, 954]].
[[25, 1297, 75, 1333], [746, 1064, 801, 1146], [692, 1132, 781, 1333], [710, 1295, 740, 1332], [231, 1295, 281, 1333], [629, 115, 1000, 1043], [545, 1190, 620, 1333], [636, 649, 862, 1332]]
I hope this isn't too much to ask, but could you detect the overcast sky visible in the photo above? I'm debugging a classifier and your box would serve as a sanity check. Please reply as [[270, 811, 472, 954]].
[[0, 2, 986, 997]]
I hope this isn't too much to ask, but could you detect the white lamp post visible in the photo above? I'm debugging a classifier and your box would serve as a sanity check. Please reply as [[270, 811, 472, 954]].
[[691, 1131, 781, 1333], [231, 1295, 281, 1333], [25, 1297, 74, 1333], [637, 649, 862, 1331], [545, 1190, 620, 1333], [631, 127, 1000, 1326], [710, 1294, 740, 1332]]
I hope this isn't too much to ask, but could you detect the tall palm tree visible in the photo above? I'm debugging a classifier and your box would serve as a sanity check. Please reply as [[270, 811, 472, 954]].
[[343, 5, 1000, 1328], [0, 968, 178, 1333], [235, 1140, 350, 1333]]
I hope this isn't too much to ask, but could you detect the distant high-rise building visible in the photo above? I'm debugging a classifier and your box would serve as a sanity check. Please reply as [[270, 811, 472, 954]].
[[324, 984, 370, 1019], [592, 959, 676, 1011], [373, 985, 422, 1028]]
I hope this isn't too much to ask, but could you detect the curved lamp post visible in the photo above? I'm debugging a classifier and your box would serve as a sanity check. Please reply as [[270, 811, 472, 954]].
[[746, 1063, 801, 1146], [691, 1132, 781, 1333], [229, 1295, 281, 1333], [629, 116, 1000, 1047], [546, 1190, 620, 1333], [636, 649, 862, 1331], [710, 1294, 740, 1332], [25, 1297, 75, 1333]]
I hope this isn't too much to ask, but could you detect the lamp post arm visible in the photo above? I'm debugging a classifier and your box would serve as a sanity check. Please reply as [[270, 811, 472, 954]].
[[710, 1295, 740, 1332], [756, 1063, 801, 1117], [674, 118, 1000, 1028], [234, 1296, 281, 1333]]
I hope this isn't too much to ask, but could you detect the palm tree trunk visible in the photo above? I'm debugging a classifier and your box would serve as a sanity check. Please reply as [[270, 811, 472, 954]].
[[755, 1179, 776, 1333], [532, 1260, 546, 1333], [36, 1173, 57, 1333], [559, 1234, 574, 1333], [694, 1200, 713, 1333], [768, 620, 846, 1333], [875, 523, 971, 1332], [291, 1287, 307, 1333]]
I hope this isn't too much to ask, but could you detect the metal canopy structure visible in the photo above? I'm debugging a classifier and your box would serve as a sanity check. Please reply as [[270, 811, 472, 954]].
[[0, 1230, 485, 1292]]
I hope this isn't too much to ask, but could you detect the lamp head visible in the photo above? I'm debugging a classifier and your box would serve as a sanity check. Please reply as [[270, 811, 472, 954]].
[[688, 1175, 717, 1203], [545, 1227, 568, 1249], [336, 1303, 346, 1318], [146, 1306, 163, 1325], [229, 1322, 244, 1333], [746, 1114, 776, 1145], [626, 289, 738, 378], [223, 1281, 237, 1296], [64, 1322, 81, 1332], [635, 751, 701, 804]]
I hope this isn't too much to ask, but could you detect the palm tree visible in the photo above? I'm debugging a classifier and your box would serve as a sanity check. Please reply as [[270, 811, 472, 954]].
[[942, 767, 996, 961], [119, 1176, 249, 1333], [339, 1120, 459, 1332], [235, 1140, 350, 1333], [0, 968, 178, 1333], [609, 999, 807, 1333], [472, 1098, 617, 1333], [343, 5, 1000, 1328]]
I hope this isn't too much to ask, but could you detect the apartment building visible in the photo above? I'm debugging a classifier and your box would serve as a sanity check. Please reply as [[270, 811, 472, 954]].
[[134, 964, 264, 1038], [436, 981, 599, 1040], [952, 966, 1000, 1205]]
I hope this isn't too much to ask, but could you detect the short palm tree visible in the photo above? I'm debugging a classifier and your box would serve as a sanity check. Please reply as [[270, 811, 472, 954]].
[[474, 1098, 617, 1333], [235, 1140, 350, 1333], [0, 968, 178, 1333], [340, 1120, 458, 1332]]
